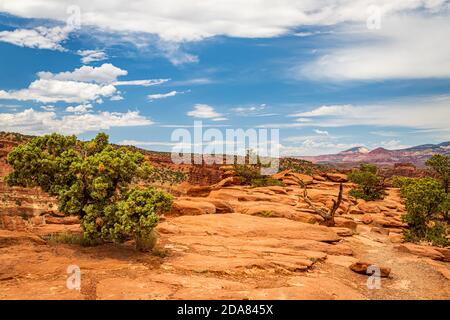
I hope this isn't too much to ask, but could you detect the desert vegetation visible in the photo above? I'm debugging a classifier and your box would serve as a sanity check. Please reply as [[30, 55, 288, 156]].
[[391, 155, 450, 246], [5, 132, 173, 251], [348, 163, 386, 201]]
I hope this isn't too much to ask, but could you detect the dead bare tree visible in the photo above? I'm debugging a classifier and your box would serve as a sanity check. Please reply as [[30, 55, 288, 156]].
[[294, 176, 343, 227]]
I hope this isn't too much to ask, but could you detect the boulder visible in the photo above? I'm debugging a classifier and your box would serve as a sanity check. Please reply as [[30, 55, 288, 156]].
[[349, 261, 391, 278], [186, 185, 213, 197], [170, 199, 216, 216], [331, 227, 353, 237], [334, 217, 357, 231], [326, 173, 348, 182]]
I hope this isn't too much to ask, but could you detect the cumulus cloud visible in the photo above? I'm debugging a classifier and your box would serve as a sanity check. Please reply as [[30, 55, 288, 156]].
[[0, 25, 71, 51], [1, 0, 446, 42], [0, 108, 153, 135], [37, 63, 127, 84], [187, 104, 227, 121], [77, 49, 108, 64], [0, 64, 168, 103], [0, 79, 116, 103], [65, 104, 93, 114]]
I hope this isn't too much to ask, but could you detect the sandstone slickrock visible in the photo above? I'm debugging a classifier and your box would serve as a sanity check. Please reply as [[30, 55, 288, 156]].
[[0, 229, 46, 247], [396, 243, 447, 261], [44, 216, 80, 225]]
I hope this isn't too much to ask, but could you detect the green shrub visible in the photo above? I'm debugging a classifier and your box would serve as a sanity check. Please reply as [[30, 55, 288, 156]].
[[426, 154, 450, 193], [348, 164, 385, 201], [250, 177, 284, 188], [234, 164, 284, 187], [5, 132, 173, 250], [391, 176, 415, 189], [260, 210, 274, 218], [400, 177, 449, 247], [43, 233, 103, 247], [234, 164, 261, 185], [147, 166, 187, 185]]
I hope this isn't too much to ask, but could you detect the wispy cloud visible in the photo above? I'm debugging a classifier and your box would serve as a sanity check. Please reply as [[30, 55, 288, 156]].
[[148, 90, 186, 101], [298, 15, 450, 80], [259, 95, 450, 133]]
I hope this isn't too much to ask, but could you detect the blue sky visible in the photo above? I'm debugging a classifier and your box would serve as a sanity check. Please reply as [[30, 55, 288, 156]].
[[0, 1, 449, 156]]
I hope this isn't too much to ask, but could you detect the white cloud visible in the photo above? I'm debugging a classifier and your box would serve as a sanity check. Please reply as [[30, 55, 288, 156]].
[[148, 90, 183, 100], [291, 105, 354, 117], [65, 104, 93, 114], [0, 108, 153, 135], [281, 95, 450, 132], [77, 49, 108, 64], [156, 40, 199, 65], [0, 79, 116, 103], [38, 63, 127, 84], [113, 79, 169, 87], [370, 130, 399, 137], [1, 0, 446, 42], [171, 78, 214, 86], [314, 129, 329, 135], [0, 64, 168, 103], [281, 133, 362, 156], [378, 139, 410, 150], [0, 25, 71, 51], [299, 14, 450, 80], [40, 105, 56, 111], [187, 104, 227, 121]]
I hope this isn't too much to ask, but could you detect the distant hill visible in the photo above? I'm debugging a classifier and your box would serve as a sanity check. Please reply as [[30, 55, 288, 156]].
[[298, 141, 450, 166]]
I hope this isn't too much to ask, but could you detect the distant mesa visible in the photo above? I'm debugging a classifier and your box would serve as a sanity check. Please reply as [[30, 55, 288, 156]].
[[298, 141, 450, 166]]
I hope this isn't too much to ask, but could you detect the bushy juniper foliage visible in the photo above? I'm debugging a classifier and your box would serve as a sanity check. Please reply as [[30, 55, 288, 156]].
[[6, 133, 172, 250]]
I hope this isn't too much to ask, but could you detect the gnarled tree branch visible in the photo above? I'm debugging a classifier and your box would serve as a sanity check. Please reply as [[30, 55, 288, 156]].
[[295, 176, 343, 227]]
